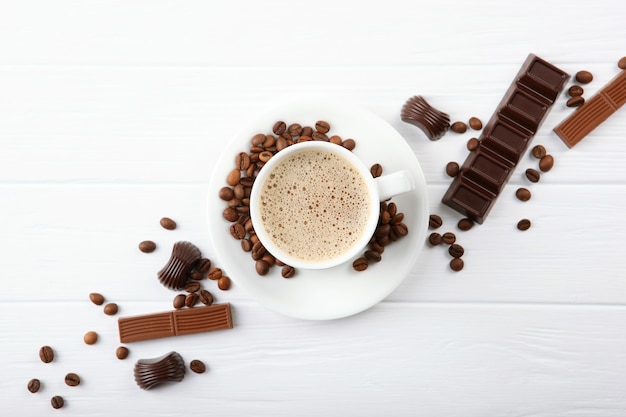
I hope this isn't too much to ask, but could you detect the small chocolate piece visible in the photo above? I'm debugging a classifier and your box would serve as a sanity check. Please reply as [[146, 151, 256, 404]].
[[39, 346, 54, 363], [64, 373, 81, 387], [190, 359, 207, 374], [575, 70, 593, 84], [134, 352, 186, 390], [554, 70, 626, 147], [51, 395, 65, 409], [400, 95, 451, 140], [27, 378, 41, 393], [118, 304, 233, 343], [138, 240, 156, 253], [89, 292, 105, 305], [160, 217, 177, 230], [450, 121, 467, 133], [157, 241, 202, 290]]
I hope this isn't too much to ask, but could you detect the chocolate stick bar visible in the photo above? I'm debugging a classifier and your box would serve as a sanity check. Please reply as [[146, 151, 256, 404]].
[[554, 70, 626, 148], [118, 303, 233, 343], [442, 54, 569, 223]]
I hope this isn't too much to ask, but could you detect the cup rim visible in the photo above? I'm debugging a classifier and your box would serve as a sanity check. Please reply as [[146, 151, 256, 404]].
[[249, 141, 380, 270]]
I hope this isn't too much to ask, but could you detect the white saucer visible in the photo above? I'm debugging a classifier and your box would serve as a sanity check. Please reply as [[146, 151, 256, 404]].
[[207, 98, 429, 320]]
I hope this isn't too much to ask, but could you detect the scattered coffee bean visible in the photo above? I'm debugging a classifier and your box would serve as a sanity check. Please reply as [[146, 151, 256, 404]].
[[370, 163, 383, 178], [315, 120, 331, 134], [173, 294, 186, 309], [27, 378, 41, 393], [575, 70, 593, 84], [619, 56, 626, 70], [525, 168, 541, 183], [39, 346, 54, 363], [255, 259, 270, 275], [515, 187, 531, 202], [450, 257, 464, 272], [450, 121, 467, 133], [442, 232, 456, 245], [138, 240, 156, 253], [116, 346, 129, 360], [364, 250, 382, 263], [51, 395, 65, 409], [517, 218, 532, 231], [568, 85, 584, 97], [281, 265, 296, 278], [83, 331, 98, 345], [226, 169, 240, 186], [196, 258, 212, 273], [428, 232, 442, 246], [230, 223, 246, 240], [159, 217, 177, 230], [352, 257, 368, 272], [185, 293, 199, 308], [199, 289, 214, 306], [64, 372, 81, 387], [468, 117, 483, 130], [445, 161, 460, 177], [567, 96, 585, 108], [89, 292, 104, 305], [448, 243, 465, 258], [103, 303, 118, 316], [531, 145, 547, 159], [342, 138, 356, 150], [288, 123, 302, 136], [272, 121, 287, 135], [429, 214, 443, 229], [190, 359, 207, 374], [539, 154, 554, 172], [207, 267, 223, 281], [223, 207, 239, 222], [218, 187, 234, 201], [185, 281, 201, 293], [457, 218, 474, 231], [467, 137, 479, 151], [217, 276, 231, 290]]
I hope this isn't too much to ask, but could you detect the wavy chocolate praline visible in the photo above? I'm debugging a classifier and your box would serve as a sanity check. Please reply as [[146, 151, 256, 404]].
[[401, 95, 450, 141], [134, 351, 186, 390], [157, 241, 201, 290]]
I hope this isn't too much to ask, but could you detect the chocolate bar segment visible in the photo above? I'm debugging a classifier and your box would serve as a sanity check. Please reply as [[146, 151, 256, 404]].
[[443, 54, 569, 223], [554, 70, 626, 147], [118, 303, 233, 343]]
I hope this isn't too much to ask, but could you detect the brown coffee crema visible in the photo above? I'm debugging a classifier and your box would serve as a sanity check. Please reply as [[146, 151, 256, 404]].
[[258, 148, 371, 263]]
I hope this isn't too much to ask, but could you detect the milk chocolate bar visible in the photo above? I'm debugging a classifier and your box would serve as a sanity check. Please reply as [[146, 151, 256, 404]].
[[554, 70, 626, 147], [442, 54, 569, 223], [118, 303, 233, 343]]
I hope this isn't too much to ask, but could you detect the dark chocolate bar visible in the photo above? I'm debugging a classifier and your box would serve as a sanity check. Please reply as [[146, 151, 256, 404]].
[[554, 70, 626, 147], [442, 54, 569, 223]]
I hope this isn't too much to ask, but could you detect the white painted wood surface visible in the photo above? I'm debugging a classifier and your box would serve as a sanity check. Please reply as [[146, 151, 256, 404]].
[[2, 0, 626, 415]]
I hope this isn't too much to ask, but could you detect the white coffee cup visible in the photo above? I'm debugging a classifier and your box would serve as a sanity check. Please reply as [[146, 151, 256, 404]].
[[250, 141, 414, 270]]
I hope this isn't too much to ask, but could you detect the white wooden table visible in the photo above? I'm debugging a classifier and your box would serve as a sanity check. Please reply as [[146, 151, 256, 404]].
[[2, 1, 626, 415]]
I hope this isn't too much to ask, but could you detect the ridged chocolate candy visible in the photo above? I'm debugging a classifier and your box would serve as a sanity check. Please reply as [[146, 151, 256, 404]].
[[401, 95, 450, 141], [157, 241, 201, 290], [134, 351, 186, 390]]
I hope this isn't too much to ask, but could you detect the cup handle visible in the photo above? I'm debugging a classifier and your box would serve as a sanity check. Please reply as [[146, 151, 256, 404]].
[[374, 170, 415, 201]]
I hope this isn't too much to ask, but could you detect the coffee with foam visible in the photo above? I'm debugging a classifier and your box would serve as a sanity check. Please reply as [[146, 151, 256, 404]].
[[258, 148, 372, 263]]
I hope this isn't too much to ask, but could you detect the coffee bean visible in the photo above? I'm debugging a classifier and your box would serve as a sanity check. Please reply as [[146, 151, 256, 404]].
[[299, 135, 312, 142], [138, 240, 156, 253], [226, 169, 241, 186], [442, 232, 456, 245], [217, 276, 231, 290], [116, 346, 129, 360], [342, 138, 356, 150], [196, 258, 212, 273], [89, 292, 104, 305], [369, 241, 385, 253], [312, 132, 329, 142], [568, 85, 584, 97], [445, 161, 460, 177], [457, 218, 474, 231], [251, 133, 266, 146], [272, 121, 287, 135], [515, 187, 531, 202], [199, 289, 214, 305], [84, 331, 98, 345], [288, 123, 302, 136], [173, 294, 186, 309], [230, 223, 246, 240], [575, 70, 593, 84], [517, 218, 532, 231], [185, 293, 199, 307], [375, 223, 391, 239], [241, 239, 252, 252], [39, 346, 54, 363], [352, 257, 368, 272], [51, 395, 65, 409], [276, 137, 288, 151], [525, 168, 541, 183], [185, 281, 201, 293], [469, 117, 483, 130], [251, 241, 266, 260], [190, 271, 203, 280], [391, 213, 404, 224], [450, 121, 467, 133], [539, 154, 554, 172], [370, 163, 383, 178], [263, 134, 276, 148], [301, 126, 313, 137], [531, 145, 547, 159], [329, 135, 343, 145], [618, 56, 626, 70], [219, 186, 234, 201], [427, 232, 441, 246], [103, 302, 118, 316], [429, 214, 443, 229], [259, 151, 273, 162], [392, 222, 409, 237], [65, 372, 81, 387], [223, 207, 239, 222], [27, 378, 41, 393], [159, 217, 177, 230], [255, 259, 270, 275], [190, 359, 207, 374], [567, 96, 585, 108], [450, 257, 464, 272], [365, 250, 382, 262], [281, 265, 295, 278], [467, 137, 479, 151], [448, 243, 465, 258], [315, 120, 331, 134]]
